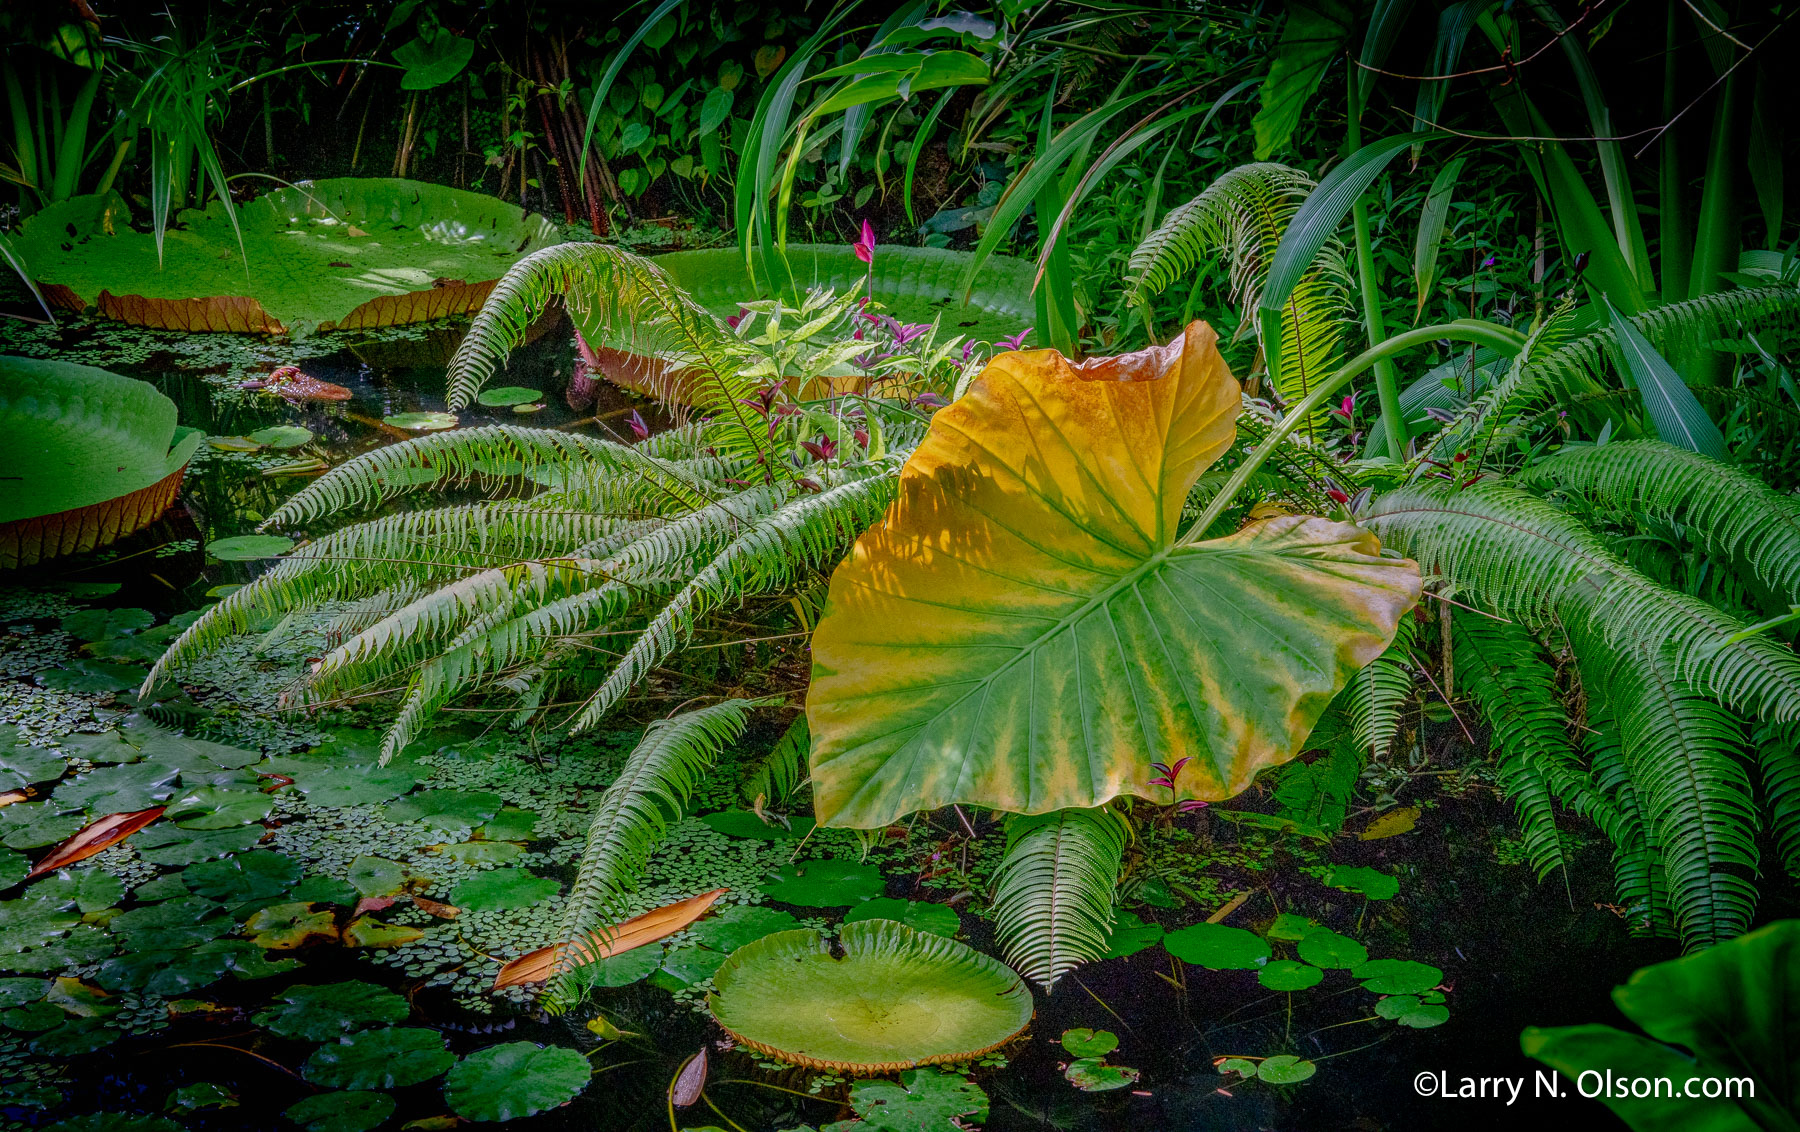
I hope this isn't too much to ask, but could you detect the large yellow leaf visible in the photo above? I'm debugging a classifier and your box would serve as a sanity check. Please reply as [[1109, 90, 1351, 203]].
[[806, 321, 1422, 828]]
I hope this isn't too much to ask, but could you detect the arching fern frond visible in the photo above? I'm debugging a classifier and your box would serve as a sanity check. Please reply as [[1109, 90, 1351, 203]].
[[1751, 721, 1800, 882], [989, 806, 1130, 992], [1585, 715, 1675, 939], [1339, 615, 1417, 763], [548, 699, 771, 1003]]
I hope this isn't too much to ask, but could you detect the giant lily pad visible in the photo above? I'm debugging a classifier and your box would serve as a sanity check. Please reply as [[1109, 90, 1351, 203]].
[[708, 920, 1032, 1072], [11, 181, 563, 335], [0, 357, 202, 569], [806, 323, 1422, 827]]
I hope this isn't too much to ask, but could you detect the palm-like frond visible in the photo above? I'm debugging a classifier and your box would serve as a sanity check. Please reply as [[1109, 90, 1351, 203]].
[[1521, 440, 1800, 605], [1339, 616, 1416, 763], [1585, 716, 1674, 938], [1364, 480, 1800, 725], [989, 806, 1129, 991], [550, 699, 768, 998]]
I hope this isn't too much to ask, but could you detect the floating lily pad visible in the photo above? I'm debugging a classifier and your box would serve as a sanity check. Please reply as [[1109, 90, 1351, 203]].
[[0, 745, 66, 792], [12, 180, 562, 336], [284, 1091, 395, 1132], [245, 902, 339, 949], [166, 1082, 236, 1111], [246, 426, 313, 449], [4, 924, 114, 973], [383, 412, 459, 431], [1353, 958, 1443, 995], [3, 1001, 66, 1031], [382, 788, 502, 831], [208, 436, 262, 452], [699, 810, 816, 840], [131, 824, 262, 865], [0, 802, 85, 849], [709, 921, 1031, 1071], [475, 386, 544, 407], [0, 849, 25, 889], [43, 1115, 182, 1132], [1163, 923, 1270, 970], [1101, 910, 1164, 959], [758, 859, 884, 908], [303, 1027, 454, 1090], [1064, 1057, 1139, 1092], [1258, 960, 1325, 991], [167, 786, 274, 829], [843, 1068, 989, 1129], [1060, 1028, 1118, 1058], [206, 535, 295, 561], [443, 1042, 593, 1122], [1297, 928, 1368, 970], [1325, 865, 1400, 900], [346, 856, 407, 898], [52, 731, 142, 764], [0, 890, 82, 954], [476, 807, 538, 841], [183, 851, 302, 902], [1256, 1054, 1317, 1083], [256, 981, 410, 1041], [449, 868, 558, 912], [290, 875, 358, 906], [46, 976, 117, 1018], [110, 898, 230, 951], [37, 660, 145, 693], [686, 905, 802, 953], [565, 944, 663, 989], [342, 917, 424, 948], [434, 840, 521, 866], [1265, 913, 1318, 942], [96, 939, 295, 995], [1373, 993, 1450, 1028], [0, 979, 47, 1007], [843, 899, 960, 937], [299, 763, 419, 807], [656, 945, 728, 987], [59, 609, 155, 641], [30, 1017, 119, 1056]]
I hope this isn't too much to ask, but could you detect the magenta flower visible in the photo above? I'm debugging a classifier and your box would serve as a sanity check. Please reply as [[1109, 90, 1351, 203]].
[[1326, 487, 1350, 505], [997, 328, 1033, 351], [1330, 393, 1355, 422], [913, 392, 949, 409], [853, 220, 877, 264], [800, 434, 838, 462], [726, 306, 750, 330], [626, 409, 649, 441]]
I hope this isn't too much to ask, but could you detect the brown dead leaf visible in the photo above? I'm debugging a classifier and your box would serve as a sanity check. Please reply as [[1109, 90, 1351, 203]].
[[28, 806, 164, 879], [0, 790, 29, 808], [346, 225, 370, 237], [493, 888, 728, 989], [411, 895, 460, 919], [1358, 806, 1420, 840], [353, 896, 398, 916]]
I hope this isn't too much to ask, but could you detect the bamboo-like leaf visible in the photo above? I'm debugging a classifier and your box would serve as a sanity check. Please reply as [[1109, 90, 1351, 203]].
[[807, 322, 1421, 828], [1250, 0, 1355, 160], [1412, 156, 1465, 320], [1603, 297, 1727, 460]]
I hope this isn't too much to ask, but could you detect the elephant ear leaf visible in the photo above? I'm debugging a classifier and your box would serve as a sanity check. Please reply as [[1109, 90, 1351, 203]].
[[806, 321, 1422, 829]]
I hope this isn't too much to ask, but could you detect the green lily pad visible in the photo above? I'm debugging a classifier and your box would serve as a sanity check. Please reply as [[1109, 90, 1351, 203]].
[[51, 761, 179, 814], [383, 412, 459, 431], [132, 874, 190, 901], [303, 1027, 454, 1090], [448, 869, 558, 911], [0, 746, 68, 791], [342, 916, 424, 948], [131, 824, 263, 865], [346, 855, 407, 897], [182, 851, 302, 901], [4, 923, 114, 972], [0, 802, 84, 849], [3, 1001, 67, 1031], [434, 840, 522, 865], [758, 859, 885, 908], [443, 1042, 593, 1122], [167, 1082, 237, 1111], [1325, 865, 1400, 900], [1265, 913, 1319, 942], [246, 425, 313, 449], [0, 890, 82, 954], [166, 786, 274, 829], [709, 921, 1031, 1071], [1256, 1054, 1317, 1084], [657, 945, 729, 987], [256, 980, 410, 1041], [1258, 960, 1325, 991], [59, 608, 154, 641], [1064, 1057, 1139, 1092], [30, 1017, 119, 1056], [43, 1115, 182, 1132], [1374, 993, 1451, 1028], [291, 874, 358, 906], [296, 763, 420, 807], [44, 976, 117, 1018], [843, 1068, 989, 1129], [686, 905, 802, 953], [209, 435, 262, 452], [1101, 910, 1164, 959], [1163, 923, 1271, 970], [475, 386, 544, 407], [0, 978, 47, 1007], [37, 660, 145, 693], [382, 788, 503, 831], [1217, 1057, 1259, 1078], [53, 730, 142, 764], [699, 810, 816, 840], [284, 1091, 395, 1132], [11, 181, 562, 336], [245, 902, 339, 949], [1353, 958, 1443, 995], [1297, 927, 1368, 970], [84, 622, 182, 662], [110, 897, 231, 950], [843, 899, 960, 937], [96, 939, 296, 995], [1060, 1028, 1118, 1058], [206, 534, 295, 561], [475, 807, 538, 841], [566, 944, 663, 989], [0, 849, 25, 889]]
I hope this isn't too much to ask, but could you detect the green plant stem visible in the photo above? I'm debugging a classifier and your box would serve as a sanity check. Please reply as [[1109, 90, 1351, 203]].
[[1181, 320, 1527, 544], [1346, 81, 1406, 460]]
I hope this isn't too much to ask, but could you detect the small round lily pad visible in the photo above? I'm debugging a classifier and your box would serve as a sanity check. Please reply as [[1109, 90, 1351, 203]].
[[1101, 910, 1164, 959], [1163, 923, 1270, 970], [1373, 993, 1450, 1028], [1060, 1028, 1118, 1058], [686, 905, 801, 953], [1257, 1053, 1317, 1083], [1258, 960, 1325, 991], [256, 980, 409, 1041], [1325, 865, 1400, 900], [382, 411, 458, 431], [843, 899, 960, 937], [284, 1090, 394, 1132], [448, 868, 559, 912], [303, 1027, 453, 1089], [205, 535, 295, 561], [475, 386, 543, 407], [443, 1042, 592, 1122], [246, 425, 313, 449], [757, 858, 884, 908], [1297, 927, 1368, 970], [1353, 958, 1443, 995], [1065, 1057, 1140, 1091]]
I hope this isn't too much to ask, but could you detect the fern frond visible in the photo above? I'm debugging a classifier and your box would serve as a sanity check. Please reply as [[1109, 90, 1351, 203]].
[[551, 699, 768, 995], [1365, 480, 1800, 724], [1339, 616, 1416, 763], [989, 806, 1129, 991], [1751, 721, 1800, 881], [1586, 717, 1675, 938], [743, 715, 809, 806], [1521, 440, 1800, 605]]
